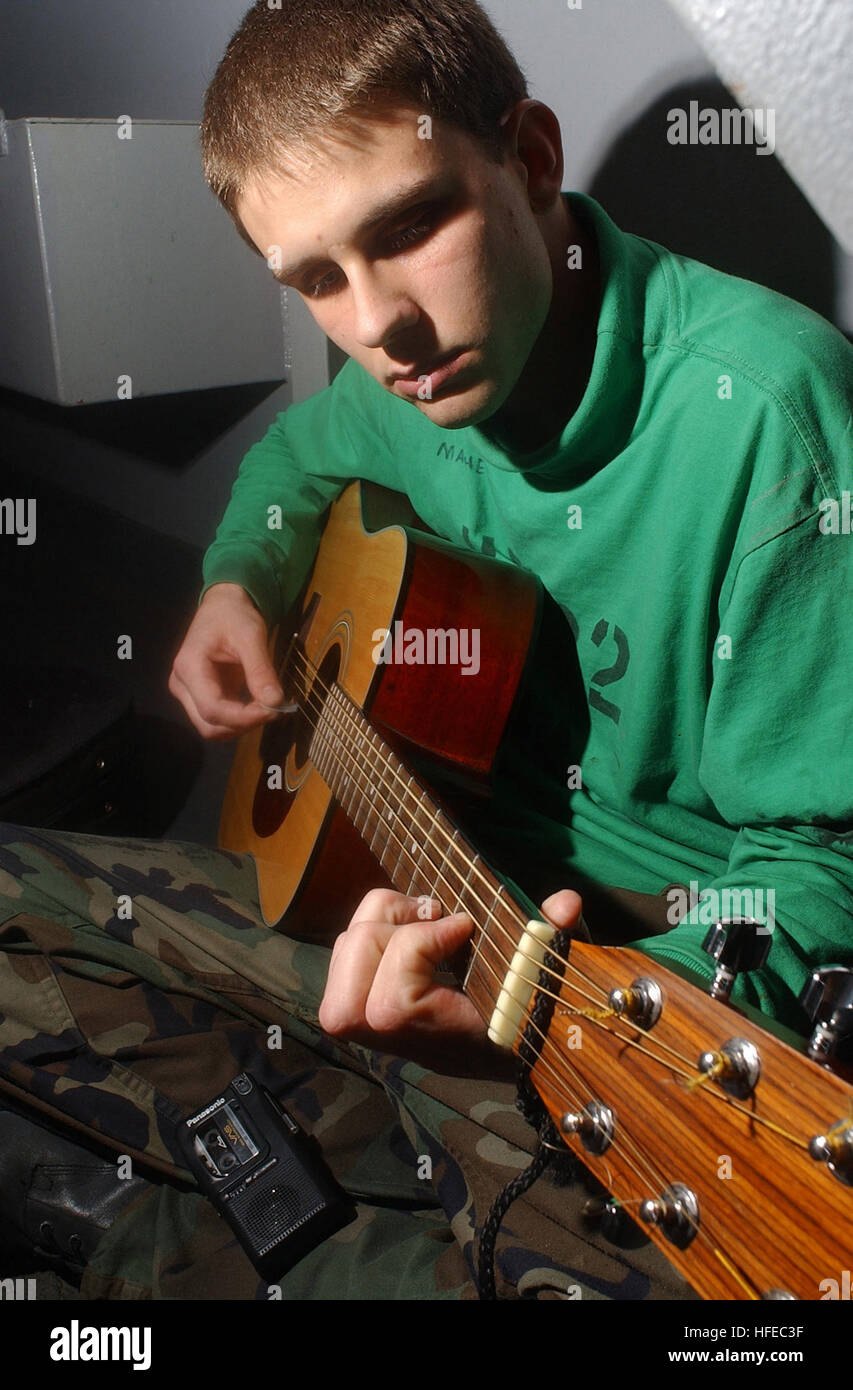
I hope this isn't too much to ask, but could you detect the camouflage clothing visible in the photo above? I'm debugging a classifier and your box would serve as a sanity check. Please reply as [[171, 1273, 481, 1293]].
[[0, 822, 694, 1301]]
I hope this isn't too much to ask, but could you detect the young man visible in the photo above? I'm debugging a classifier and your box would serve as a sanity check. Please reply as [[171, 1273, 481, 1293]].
[[173, 0, 853, 1057], [0, 0, 850, 1302]]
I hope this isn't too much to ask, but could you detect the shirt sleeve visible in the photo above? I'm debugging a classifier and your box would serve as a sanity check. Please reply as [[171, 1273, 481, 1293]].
[[630, 511, 853, 1035], [200, 357, 392, 627]]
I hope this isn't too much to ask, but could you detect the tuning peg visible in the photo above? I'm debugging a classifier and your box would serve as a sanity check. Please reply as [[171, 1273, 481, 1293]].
[[799, 966, 853, 1066], [808, 1119, 853, 1186], [639, 1183, 700, 1248], [560, 1100, 614, 1155], [582, 1196, 645, 1248], [702, 918, 772, 1002], [697, 1037, 761, 1098], [608, 976, 663, 1029]]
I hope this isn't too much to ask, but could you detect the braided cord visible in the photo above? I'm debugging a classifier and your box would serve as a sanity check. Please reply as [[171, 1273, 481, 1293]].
[[477, 927, 575, 1299]]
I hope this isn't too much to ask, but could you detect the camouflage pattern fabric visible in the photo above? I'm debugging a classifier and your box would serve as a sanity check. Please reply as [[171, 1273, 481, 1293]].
[[0, 822, 695, 1301]]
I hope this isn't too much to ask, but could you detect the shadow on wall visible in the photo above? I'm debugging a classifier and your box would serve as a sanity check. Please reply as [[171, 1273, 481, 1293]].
[[587, 78, 838, 329]]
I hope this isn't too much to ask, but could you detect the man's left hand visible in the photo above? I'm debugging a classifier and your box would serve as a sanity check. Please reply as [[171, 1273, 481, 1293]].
[[318, 886, 584, 1075]]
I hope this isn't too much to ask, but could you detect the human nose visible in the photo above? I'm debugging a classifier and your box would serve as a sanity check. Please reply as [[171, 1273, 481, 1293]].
[[348, 265, 419, 350]]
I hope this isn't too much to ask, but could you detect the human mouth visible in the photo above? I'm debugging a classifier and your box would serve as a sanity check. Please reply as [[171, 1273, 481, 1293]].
[[389, 349, 471, 397]]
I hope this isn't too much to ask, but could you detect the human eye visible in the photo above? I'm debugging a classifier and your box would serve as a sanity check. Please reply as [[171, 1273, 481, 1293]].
[[304, 268, 343, 300], [385, 205, 439, 254]]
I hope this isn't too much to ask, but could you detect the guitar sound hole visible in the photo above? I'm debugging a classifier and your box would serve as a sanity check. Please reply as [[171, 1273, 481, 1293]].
[[251, 643, 342, 838]]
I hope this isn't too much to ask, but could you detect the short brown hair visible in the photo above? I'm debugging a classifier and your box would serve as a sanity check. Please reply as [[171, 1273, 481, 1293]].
[[201, 0, 528, 252]]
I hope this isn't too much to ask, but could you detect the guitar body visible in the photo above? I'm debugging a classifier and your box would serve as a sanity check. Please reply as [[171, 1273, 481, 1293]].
[[219, 481, 539, 932]]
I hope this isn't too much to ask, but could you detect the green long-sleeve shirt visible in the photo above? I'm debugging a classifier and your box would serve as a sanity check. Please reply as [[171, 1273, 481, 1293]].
[[203, 193, 853, 1035]]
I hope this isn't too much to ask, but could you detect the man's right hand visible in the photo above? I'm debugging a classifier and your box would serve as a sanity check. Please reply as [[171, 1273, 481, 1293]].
[[169, 583, 284, 741]]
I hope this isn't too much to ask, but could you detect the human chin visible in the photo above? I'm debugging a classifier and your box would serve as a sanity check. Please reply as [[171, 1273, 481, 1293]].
[[398, 378, 504, 429]]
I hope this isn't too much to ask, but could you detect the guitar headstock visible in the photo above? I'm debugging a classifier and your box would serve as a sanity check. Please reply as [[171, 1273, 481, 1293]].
[[529, 941, 853, 1300]]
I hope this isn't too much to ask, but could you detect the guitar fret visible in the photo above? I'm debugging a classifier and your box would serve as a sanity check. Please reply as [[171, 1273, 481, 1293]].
[[410, 796, 434, 901], [344, 765, 358, 816], [389, 764, 416, 893], [367, 728, 387, 856], [321, 726, 334, 787], [403, 776, 422, 896], [471, 883, 523, 1002], [350, 724, 371, 817], [477, 884, 504, 987], [369, 810, 382, 856], [443, 826, 471, 909], [325, 709, 340, 789], [379, 804, 397, 874], [312, 728, 330, 789], [406, 793, 421, 897], [458, 853, 481, 915], [366, 730, 386, 850], [324, 737, 339, 797], [440, 828, 460, 905], [352, 787, 369, 835], [464, 893, 488, 993], [392, 809, 408, 885]]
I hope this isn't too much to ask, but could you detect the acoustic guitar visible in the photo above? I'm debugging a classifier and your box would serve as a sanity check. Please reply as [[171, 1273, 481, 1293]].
[[220, 480, 853, 1300]]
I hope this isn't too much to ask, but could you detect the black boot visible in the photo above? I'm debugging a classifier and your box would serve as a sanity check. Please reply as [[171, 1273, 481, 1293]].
[[0, 1106, 151, 1285]]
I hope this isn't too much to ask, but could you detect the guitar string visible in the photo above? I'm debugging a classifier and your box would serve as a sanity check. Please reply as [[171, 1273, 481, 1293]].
[[288, 646, 809, 1154], [284, 652, 757, 1234], [278, 654, 786, 1294]]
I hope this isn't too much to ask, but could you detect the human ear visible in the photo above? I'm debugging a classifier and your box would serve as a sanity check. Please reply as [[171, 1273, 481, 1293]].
[[500, 99, 565, 213]]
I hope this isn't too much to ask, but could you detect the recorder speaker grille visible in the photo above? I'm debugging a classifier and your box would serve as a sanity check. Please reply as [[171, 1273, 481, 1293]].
[[232, 1170, 325, 1254]]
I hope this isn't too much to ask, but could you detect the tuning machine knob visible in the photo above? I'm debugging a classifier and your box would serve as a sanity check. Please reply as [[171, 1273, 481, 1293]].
[[560, 1100, 614, 1155], [809, 1120, 853, 1187], [608, 976, 663, 1029], [702, 918, 771, 1002], [582, 1196, 645, 1248], [639, 1183, 700, 1248], [799, 966, 853, 1067], [697, 1037, 761, 1098]]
